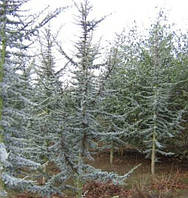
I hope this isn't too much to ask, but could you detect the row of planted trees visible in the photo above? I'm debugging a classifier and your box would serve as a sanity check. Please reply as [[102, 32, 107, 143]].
[[0, 0, 139, 197], [0, 0, 187, 197]]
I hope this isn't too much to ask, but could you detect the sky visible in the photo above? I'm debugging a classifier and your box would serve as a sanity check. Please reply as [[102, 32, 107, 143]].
[[24, 0, 187, 81], [25, 0, 188, 48], [27, 0, 188, 29]]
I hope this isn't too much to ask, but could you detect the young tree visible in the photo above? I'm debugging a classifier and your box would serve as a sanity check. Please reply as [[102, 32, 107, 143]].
[[137, 16, 184, 175], [167, 31, 188, 159], [29, 26, 74, 196], [26, 3, 138, 196], [0, 0, 63, 195], [100, 28, 143, 164], [108, 12, 185, 175], [57, 1, 139, 196], [0, 0, 138, 196]]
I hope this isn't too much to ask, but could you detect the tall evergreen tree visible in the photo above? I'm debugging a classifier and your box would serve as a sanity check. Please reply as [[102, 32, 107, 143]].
[[0, 0, 63, 195], [107, 12, 185, 175], [29, 26, 74, 196], [28, 3, 139, 196], [100, 27, 143, 164], [167, 31, 188, 159], [57, 2, 139, 195], [136, 15, 184, 175]]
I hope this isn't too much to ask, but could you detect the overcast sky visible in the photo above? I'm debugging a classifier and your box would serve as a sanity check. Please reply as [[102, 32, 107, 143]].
[[25, 0, 188, 52], [25, 0, 188, 43], [24, 0, 187, 80], [28, 1, 187, 26]]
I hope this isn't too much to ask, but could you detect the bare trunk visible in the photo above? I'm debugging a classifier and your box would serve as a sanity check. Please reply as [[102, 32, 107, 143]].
[[151, 132, 156, 176], [76, 152, 83, 198], [110, 143, 114, 165]]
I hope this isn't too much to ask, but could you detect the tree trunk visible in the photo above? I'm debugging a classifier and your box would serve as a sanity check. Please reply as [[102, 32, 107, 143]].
[[76, 152, 83, 198], [110, 143, 114, 165], [151, 132, 156, 176], [151, 86, 157, 176]]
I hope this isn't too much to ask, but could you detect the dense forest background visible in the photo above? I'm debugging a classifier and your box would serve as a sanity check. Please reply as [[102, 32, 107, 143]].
[[0, 0, 187, 197]]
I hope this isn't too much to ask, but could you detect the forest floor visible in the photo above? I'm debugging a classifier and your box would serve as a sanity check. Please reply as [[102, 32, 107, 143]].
[[11, 150, 188, 198], [88, 151, 188, 198]]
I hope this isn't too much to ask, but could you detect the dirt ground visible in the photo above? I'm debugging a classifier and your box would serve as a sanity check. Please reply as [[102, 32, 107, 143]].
[[9, 150, 188, 198], [89, 151, 188, 198]]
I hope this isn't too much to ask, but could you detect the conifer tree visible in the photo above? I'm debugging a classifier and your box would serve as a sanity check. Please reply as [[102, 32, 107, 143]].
[[100, 28, 142, 164], [111, 13, 184, 175], [30, 26, 74, 196], [137, 15, 184, 175], [0, 0, 63, 195], [28, 6, 139, 196], [0, 0, 138, 196], [165, 31, 188, 159], [57, 2, 139, 195]]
